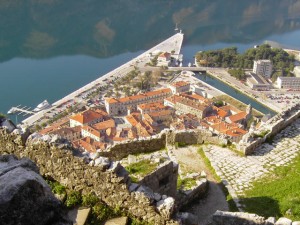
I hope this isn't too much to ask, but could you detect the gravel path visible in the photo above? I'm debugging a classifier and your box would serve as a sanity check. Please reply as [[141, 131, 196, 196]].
[[171, 146, 229, 225]]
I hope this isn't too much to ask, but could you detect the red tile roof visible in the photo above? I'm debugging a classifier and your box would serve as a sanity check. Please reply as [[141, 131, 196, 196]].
[[171, 81, 190, 88], [228, 112, 247, 123], [82, 125, 101, 138], [106, 88, 171, 104], [91, 119, 115, 130], [72, 137, 107, 153], [70, 109, 104, 125]]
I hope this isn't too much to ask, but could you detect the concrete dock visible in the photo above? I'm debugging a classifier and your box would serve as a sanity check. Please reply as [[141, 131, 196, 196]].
[[22, 32, 184, 127]]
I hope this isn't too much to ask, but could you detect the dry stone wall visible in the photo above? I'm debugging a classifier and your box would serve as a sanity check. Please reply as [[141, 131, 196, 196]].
[[212, 211, 299, 225], [0, 128, 178, 225], [100, 129, 227, 161], [139, 161, 178, 198], [238, 103, 300, 155]]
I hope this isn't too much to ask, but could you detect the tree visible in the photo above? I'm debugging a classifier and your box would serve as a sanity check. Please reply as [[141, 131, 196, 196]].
[[0, 113, 6, 119]]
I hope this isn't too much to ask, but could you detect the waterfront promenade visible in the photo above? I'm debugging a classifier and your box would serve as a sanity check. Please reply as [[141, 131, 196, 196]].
[[21, 32, 184, 127]]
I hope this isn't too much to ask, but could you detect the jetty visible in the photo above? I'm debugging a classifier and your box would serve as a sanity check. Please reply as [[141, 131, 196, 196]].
[[21, 32, 184, 127], [8, 106, 34, 116]]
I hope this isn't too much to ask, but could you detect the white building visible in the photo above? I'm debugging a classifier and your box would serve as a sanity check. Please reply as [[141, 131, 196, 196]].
[[253, 60, 273, 78], [157, 52, 171, 67], [276, 76, 300, 90], [246, 72, 271, 90], [293, 66, 300, 77]]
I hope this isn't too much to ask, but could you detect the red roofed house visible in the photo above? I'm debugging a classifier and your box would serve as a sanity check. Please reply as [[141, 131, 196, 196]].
[[169, 81, 190, 94], [49, 126, 81, 142], [105, 88, 172, 115], [70, 109, 105, 127], [81, 125, 104, 142], [157, 52, 171, 66], [72, 137, 107, 153]]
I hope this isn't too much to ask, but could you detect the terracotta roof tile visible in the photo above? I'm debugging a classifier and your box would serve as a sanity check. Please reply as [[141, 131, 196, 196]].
[[92, 119, 115, 130], [70, 109, 104, 125], [228, 112, 247, 123]]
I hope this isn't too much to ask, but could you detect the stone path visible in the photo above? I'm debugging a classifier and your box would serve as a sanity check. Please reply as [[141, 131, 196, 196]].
[[171, 146, 228, 225], [203, 119, 300, 210]]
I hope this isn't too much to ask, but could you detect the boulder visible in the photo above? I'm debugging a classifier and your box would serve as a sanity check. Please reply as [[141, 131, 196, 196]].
[[156, 197, 175, 220], [94, 156, 111, 170], [266, 217, 276, 225], [178, 212, 198, 225], [212, 211, 265, 225], [105, 216, 128, 225], [275, 218, 292, 225], [0, 154, 72, 225]]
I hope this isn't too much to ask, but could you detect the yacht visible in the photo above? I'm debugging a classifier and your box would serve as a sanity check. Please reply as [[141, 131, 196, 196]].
[[33, 100, 51, 112]]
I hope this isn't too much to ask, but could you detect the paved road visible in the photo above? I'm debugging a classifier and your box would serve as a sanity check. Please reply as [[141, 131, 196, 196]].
[[171, 145, 228, 225]]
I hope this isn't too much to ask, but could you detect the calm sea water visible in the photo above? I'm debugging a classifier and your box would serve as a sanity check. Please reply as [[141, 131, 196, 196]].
[[1, 1, 300, 118]]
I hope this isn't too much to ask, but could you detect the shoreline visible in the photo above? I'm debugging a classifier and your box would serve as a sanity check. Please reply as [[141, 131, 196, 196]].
[[21, 33, 184, 127], [205, 69, 279, 114]]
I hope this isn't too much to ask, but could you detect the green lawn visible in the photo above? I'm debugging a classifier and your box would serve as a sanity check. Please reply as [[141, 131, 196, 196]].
[[242, 154, 300, 220]]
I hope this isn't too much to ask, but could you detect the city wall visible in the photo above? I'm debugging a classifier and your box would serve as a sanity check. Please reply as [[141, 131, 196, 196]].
[[238, 103, 300, 155], [100, 129, 228, 160], [0, 128, 178, 225]]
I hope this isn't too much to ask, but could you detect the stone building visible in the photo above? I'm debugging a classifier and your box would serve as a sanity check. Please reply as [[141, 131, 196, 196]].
[[105, 88, 172, 115]]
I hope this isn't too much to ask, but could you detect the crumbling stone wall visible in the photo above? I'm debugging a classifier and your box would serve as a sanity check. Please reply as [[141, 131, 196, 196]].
[[100, 133, 166, 160], [212, 210, 296, 225], [238, 103, 300, 155], [0, 129, 178, 225], [100, 129, 228, 161], [177, 179, 208, 208], [166, 129, 228, 146], [139, 161, 178, 198]]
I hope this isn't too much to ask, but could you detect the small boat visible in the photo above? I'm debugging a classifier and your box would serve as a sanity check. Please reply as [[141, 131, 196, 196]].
[[7, 108, 16, 114], [33, 100, 51, 112], [188, 62, 192, 67]]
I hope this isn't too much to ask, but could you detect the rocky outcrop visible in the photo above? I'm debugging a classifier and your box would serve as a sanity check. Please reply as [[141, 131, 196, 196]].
[[0, 154, 71, 225]]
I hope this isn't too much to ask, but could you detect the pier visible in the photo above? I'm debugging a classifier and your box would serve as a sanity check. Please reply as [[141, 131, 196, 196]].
[[8, 106, 34, 116]]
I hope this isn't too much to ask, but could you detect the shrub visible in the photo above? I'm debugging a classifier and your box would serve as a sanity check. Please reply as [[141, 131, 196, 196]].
[[65, 191, 82, 208], [82, 192, 99, 207]]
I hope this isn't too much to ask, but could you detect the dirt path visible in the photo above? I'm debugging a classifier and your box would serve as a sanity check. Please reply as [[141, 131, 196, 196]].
[[171, 145, 228, 225]]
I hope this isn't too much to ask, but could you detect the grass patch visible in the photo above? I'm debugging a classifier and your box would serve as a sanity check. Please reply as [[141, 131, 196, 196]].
[[125, 159, 158, 182], [242, 154, 300, 220], [177, 176, 197, 190]]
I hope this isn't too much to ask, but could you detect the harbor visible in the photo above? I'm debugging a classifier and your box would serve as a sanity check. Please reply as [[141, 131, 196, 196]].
[[19, 32, 184, 127], [9, 31, 284, 128]]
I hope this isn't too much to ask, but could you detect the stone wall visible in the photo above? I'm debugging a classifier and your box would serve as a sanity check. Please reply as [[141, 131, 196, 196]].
[[0, 128, 178, 225], [166, 129, 228, 146], [100, 129, 227, 161], [177, 178, 208, 208], [212, 211, 298, 225], [139, 161, 178, 198], [238, 103, 300, 155], [100, 133, 166, 160]]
